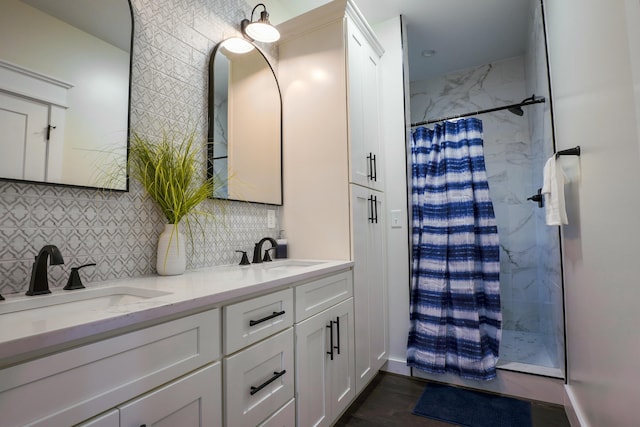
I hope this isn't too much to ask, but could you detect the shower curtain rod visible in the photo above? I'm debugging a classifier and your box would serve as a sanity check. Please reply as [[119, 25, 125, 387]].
[[410, 96, 546, 127]]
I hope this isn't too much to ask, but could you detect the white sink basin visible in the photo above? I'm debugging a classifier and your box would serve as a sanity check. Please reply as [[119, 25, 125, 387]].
[[0, 286, 171, 317]]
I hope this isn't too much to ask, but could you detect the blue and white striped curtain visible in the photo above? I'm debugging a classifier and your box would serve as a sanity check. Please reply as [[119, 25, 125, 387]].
[[407, 118, 502, 381]]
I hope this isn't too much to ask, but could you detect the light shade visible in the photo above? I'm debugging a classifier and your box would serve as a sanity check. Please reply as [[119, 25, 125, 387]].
[[241, 4, 280, 43], [221, 37, 255, 54]]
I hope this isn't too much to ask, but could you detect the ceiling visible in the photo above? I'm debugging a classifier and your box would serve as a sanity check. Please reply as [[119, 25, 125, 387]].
[[20, 0, 532, 82], [21, 0, 131, 52], [273, 0, 532, 82]]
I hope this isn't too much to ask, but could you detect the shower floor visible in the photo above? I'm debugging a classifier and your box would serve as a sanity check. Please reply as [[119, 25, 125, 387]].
[[498, 330, 563, 378]]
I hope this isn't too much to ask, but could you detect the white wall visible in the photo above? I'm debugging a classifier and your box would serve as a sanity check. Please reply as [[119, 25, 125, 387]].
[[373, 16, 411, 375], [545, 1, 640, 426]]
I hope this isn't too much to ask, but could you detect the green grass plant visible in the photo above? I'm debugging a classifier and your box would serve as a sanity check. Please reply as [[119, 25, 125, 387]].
[[127, 130, 221, 252], [128, 131, 215, 224]]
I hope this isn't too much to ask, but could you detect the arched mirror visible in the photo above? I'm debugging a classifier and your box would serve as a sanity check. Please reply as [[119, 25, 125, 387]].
[[0, 0, 132, 191], [208, 38, 282, 205]]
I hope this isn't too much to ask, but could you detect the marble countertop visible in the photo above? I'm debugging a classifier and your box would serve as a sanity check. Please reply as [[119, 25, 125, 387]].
[[0, 259, 353, 367]]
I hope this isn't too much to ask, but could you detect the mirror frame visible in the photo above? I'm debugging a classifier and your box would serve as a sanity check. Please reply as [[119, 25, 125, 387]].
[[0, 0, 133, 192], [207, 39, 283, 206]]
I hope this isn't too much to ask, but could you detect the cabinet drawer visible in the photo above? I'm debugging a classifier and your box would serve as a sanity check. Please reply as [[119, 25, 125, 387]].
[[76, 410, 118, 427], [0, 309, 220, 427], [258, 398, 295, 427], [295, 270, 353, 322], [120, 362, 222, 427], [224, 288, 293, 355], [224, 328, 294, 427]]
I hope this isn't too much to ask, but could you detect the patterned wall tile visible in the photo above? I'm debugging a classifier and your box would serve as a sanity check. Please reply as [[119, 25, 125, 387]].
[[0, 0, 281, 296]]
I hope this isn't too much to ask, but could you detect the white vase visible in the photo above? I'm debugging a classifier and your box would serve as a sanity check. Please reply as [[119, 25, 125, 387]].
[[156, 224, 186, 276]]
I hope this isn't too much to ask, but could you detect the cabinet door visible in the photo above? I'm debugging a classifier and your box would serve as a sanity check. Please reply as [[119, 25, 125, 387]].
[[326, 298, 356, 419], [0, 91, 49, 181], [346, 18, 383, 191], [119, 362, 222, 427], [351, 185, 388, 393], [295, 309, 332, 427], [295, 298, 355, 427]]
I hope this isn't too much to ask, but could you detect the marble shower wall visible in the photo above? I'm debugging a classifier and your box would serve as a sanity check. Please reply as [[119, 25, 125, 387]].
[[0, 0, 281, 296], [410, 55, 558, 337]]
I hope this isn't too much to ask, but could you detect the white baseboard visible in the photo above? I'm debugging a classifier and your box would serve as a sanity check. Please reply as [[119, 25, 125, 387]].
[[381, 358, 411, 376], [411, 366, 565, 404], [564, 385, 589, 427]]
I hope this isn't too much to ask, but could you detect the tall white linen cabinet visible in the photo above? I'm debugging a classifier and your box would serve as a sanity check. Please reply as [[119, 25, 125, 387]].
[[278, 0, 389, 404]]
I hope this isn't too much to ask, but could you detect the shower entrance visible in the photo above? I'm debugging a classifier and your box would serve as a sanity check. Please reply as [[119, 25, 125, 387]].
[[407, 1, 565, 380], [410, 101, 565, 380]]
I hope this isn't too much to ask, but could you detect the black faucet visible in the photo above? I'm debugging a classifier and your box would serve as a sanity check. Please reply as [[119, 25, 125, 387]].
[[252, 237, 277, 264], [26, 245, 65, 296]]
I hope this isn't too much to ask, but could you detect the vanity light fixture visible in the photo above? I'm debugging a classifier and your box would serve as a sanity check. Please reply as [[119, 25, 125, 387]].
[[221, 37, 255, 54], [241, 3, 280, 43]]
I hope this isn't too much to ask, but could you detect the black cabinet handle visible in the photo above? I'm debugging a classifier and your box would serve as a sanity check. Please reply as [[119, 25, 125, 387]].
[[249, 310, 285, 327], [334, 317, 341, 355], [368, 195, 374, 223], [326, 322, 334, 360], [250, 370, 286, 396], [371, 153, 377, 181], [366, 152, 377, 182], [368, 195, 378, 224], [373, 195, 378, 224]]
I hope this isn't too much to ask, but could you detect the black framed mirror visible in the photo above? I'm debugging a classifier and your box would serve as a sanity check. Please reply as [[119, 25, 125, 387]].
[[0, 0, 132, 191], [208, 38, 282, 205]]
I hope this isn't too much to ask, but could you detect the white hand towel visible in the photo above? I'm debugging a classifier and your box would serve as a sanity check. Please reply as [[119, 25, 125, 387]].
[[541, 156, 568, 226]]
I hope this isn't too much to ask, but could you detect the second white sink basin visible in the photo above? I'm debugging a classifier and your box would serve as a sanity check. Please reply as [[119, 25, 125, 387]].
[[0, 286, 171, 317], [259, 260, 326, 271]]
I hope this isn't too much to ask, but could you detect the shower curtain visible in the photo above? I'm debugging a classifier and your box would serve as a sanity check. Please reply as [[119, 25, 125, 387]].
[[407, 118, 502, 381]]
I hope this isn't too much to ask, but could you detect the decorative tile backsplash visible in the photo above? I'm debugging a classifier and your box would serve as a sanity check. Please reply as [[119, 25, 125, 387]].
[[0, 0, 280, 295]]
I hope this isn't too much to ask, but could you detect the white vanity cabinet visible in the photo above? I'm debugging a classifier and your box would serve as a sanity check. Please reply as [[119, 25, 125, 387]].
[[0, 309, 222, 427], [0, 264, 354, 427], [279, 0, 388, 396]]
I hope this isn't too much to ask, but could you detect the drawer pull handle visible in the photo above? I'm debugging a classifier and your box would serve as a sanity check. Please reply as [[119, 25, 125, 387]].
[[249, 310, 286, 327], [250, 370, 287, 396]]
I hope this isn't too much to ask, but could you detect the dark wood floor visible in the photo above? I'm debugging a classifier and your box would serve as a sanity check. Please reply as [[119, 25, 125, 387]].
[[335, 372, 571, 427]]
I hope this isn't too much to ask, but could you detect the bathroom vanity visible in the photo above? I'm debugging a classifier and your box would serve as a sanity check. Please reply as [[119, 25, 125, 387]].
[[0, 260, 354, 427]]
